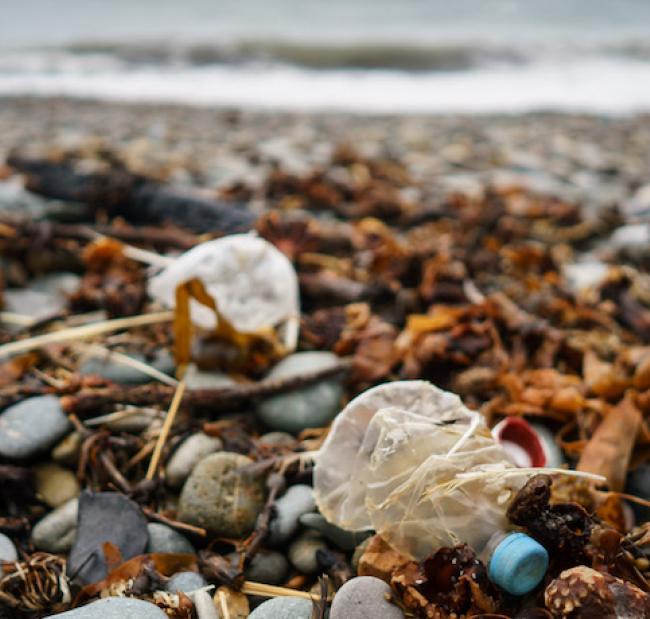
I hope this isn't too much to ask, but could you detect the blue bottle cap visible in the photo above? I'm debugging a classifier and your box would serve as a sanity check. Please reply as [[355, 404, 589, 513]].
[[488, 532, 548, 596]]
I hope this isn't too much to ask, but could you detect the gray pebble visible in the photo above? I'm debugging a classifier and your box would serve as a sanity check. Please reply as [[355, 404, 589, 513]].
[[0, 532, 17, 574], [165, 570, 207, 593], [193, 590, 219, 619], [245, 550, 289, 585], [299, 513, 372, 551], [166, 432, 223, 489], [257, 432, 296, 449], [257, 352, 342, 434], [248, 596, 313, 619], [330, 576, 405, 619], [45, 597, 168, 618], [79, 350, 174, 385], [146, 523, 194, 554], [31, 497, 78, 553], [288, 531, 328, 575], [268, 484, 316, 545], [0, 396, 71, 459], [178, 452, 266, 538], [184, 363, 237, 390], [4, 273, 79, 320]]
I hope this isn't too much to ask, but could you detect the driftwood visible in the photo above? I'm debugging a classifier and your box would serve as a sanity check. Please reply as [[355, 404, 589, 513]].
[[7, 155, 255, 234]]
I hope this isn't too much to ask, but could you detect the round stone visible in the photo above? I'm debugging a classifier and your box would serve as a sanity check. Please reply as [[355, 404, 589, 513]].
[[178, 452, 266, 538], [146, 523, 195, 554], [268, 484, 316, 545], [299, 512, 371, 551], [0, 532, 17, 574], [248, 597, 313, 619], [288, 531, 328, 575], [34, 463, 80, 508], [166, 432, 223, 489], [245, 550, 289, 585], [165, 570, 207, 593], [257, 352, 343, 434], [257, 432, 296, 449], [51, 431, 83, 466], [78, 350, 175, 385], [31, 498, 78, 553], [0, 396, 71, 460], [330, 576, 405, 619], [45, 597, 167, 618], [183, 363, 237, 390]]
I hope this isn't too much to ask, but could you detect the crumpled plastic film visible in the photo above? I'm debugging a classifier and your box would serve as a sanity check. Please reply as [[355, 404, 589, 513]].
[[314, 381, 530, 561], [148, 233, 299, 333]]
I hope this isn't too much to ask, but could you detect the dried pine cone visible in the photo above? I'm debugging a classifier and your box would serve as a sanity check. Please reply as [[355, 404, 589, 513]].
[[545, 566, 650, 618]]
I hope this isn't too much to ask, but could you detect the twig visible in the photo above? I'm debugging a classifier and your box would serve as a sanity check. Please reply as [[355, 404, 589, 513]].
[[146, 380, 186, 481], [143, 507, 207, 537], [241, 581, 326, 601], [0, 311, 174, 358]]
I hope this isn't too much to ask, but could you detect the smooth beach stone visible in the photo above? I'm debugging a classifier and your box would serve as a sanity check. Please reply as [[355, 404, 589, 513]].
[[165, 570, 207, 593], [31, 498, 78, 553], [166, 432, 223, 489], [330, 576, 405, 619], [146, 523, 195, 554], [299, 512, 371, 551], [68, 492, 148, 584], [78, 350, 174, 385], [248, 596, 313, 619], [288, 531, 328, 575], [256, 352, 343, 433], [0, 395, 71, 459], [45, 597, 168, 619], [3, 273, 80, 319], [245, 550, 289, 585], [268, 484, 316, 545], [34, 463, 80, 508], [0, 532, 17, 574], [52, 431, 83, 466], [193, 590, 219, 619], [257, 432, 296, 449], [178, 452, 266, 538], [183, 363, 237, 390]]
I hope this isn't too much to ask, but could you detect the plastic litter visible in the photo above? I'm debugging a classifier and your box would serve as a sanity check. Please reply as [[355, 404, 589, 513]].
[[148, 233, 300, 348], [314, 380, 597, 564]]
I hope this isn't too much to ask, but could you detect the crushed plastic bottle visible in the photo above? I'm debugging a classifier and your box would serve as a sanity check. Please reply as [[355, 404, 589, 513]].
[[314, 381, 534, 563], [148, 233, 299, 346]]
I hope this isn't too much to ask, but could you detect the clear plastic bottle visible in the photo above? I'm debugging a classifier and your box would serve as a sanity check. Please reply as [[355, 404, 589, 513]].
[[315, 381, 548, 594]]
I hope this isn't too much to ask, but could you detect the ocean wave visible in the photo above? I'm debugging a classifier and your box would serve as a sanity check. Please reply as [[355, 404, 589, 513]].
[[0, 55, 649, 114]]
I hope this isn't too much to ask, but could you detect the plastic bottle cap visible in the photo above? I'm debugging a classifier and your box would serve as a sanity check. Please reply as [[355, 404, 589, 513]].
[[488, 532, 548, 596]]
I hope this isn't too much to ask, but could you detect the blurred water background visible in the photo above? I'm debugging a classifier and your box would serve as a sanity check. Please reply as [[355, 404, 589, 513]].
[[1, 0, 650, 113]]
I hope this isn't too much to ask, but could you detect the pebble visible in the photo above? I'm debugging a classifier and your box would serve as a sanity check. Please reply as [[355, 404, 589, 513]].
[[165, 570, 207, 593], [51, 431, 83, 466], [34, 463, 80, 508], [257, 432, 296, 449], [146, 523, 195, 554], [0, 395, 71, 459], [178, 452, 266, 538], [299, 512, 371, 551], [330, 576, 405, 619], [68, 492, 148, 584], [78, 350, 175, 384], [193, 590, 219, 619], [45, 597, 168, 618], [3, 272, 80, 320], [288, 531, 328, 575], [166, 432, 223, 489], [31, 497, 78, 553], [248, 597, 313, 619], [256, 352, 343, 433], [268, 484, 316, 545], [243, 550, 289, 585], [0, 532, 17, 574], [183, 363, 237, 390]]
